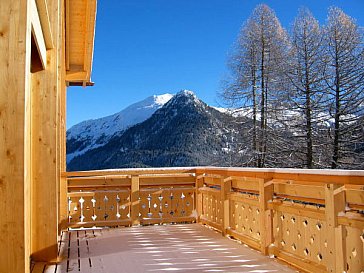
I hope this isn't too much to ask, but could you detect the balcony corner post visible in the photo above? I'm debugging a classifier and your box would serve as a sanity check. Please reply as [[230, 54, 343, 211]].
[[325, 184, 346, 273]]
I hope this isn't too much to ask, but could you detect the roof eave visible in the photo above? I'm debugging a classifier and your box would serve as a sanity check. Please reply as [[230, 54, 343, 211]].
[[65, 0, 97, 86]]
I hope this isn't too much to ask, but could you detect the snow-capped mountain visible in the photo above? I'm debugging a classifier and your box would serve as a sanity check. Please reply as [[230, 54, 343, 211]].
[[67, 90, 251, 171], [67, 93, 173, 162]]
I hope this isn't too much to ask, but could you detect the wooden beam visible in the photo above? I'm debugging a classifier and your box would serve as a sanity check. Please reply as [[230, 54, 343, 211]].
[[30, 0, 61, 262], [83, 0, 97, 81], [274, 182, 325, 201], [67, 219, 132, 229], [65, 167, 196, 178], [221, 177, 231, 236], [198, 187, 221, 196], [65, 0, 69, 70], [68, 81, 94, 86], [68, 176, 131, 187], [267, 201, 325, 220], [270, 247, 327, 273], [325, 184, 346, 273], [65, 70, 87, 82], [196, 176, 204, 222], [338, 214, 364, 229], [228, 193, 259, 207], [131, 176, 140, 225], [31, 0, 47, 69], [226, 229, 261, 251], [58, 0, 67, 231], [196, 167, 364, 185], [259, 180, 274, 255], [139, 176, 195, 186], [200, 217, 223, 231], [0, 0, 32, 272], [35, 0, 53, 48]]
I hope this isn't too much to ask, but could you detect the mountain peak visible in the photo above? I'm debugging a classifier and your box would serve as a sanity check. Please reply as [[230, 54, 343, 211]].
[[67, 89, 246, 171], [67, 93, 174, 163], [177, 89, 196, 97], [165, 89, 204, 109], [175, 90, 199, 100]]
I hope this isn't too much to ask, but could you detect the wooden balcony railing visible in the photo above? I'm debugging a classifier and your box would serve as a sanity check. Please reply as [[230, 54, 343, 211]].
[[65, 168, 197, 228], [64, 167, 364, 273]]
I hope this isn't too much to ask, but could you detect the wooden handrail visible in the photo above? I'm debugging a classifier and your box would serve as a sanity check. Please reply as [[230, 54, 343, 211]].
[[62, 166, 364, 273], [64, 166, 364, 184]]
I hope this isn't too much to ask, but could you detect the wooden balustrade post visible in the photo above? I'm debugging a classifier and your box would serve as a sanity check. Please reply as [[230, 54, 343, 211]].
[[59, 176, 68, 231], [259, 179, 274, 255], [131, 175, 140, 226], [195, 175, 204, 222], [221, 177, 231, 236], [325, 184, 346, 273]]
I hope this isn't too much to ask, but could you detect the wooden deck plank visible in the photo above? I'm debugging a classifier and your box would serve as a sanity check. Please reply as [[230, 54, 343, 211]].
[[33, 224, 297, 272], [86, 229, 107, 273], [73, 224, 296, 272], [77, 230, 92, 272], [56, 231, 68, 272], [67, 231, 79, 272]]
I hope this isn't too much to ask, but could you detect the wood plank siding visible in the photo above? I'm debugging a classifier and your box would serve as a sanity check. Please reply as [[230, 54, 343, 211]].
[[0, 0, 96, 272]]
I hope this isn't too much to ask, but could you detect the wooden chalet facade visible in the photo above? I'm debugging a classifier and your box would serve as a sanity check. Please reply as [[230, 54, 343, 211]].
[[1, 1, 364, 273], [0, 0, 96, 272]]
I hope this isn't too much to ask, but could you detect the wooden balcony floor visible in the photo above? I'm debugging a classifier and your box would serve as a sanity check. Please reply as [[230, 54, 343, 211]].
[[32, 224, 297, 273]]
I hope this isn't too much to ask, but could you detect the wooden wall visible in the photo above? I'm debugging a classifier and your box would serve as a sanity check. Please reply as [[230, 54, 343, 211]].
[[30, 0, 63, 262], [0, 0, 67, 271], [0, 1, 32, 272]]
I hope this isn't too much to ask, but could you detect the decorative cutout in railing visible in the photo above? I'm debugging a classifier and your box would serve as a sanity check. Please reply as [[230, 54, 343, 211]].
[[272, 203, 328, 268], [139, 187, 195, 223], [68, 190, 131, 226], [66, 172, 197, 227], [229, 193, 261, 244], [345, 225, 364, 273], [199, 187, 222, 228], [65, 167, 364, 273]]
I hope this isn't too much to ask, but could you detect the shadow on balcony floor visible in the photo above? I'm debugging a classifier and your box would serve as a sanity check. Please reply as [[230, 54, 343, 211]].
[[32, 223, 297, 273]]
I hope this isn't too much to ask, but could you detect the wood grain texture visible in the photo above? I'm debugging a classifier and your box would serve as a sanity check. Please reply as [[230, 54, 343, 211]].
[[0, 0, 32, 272], [30, 0, 62, 262]]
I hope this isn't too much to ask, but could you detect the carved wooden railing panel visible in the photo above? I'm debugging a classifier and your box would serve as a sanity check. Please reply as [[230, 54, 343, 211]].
[[271, 202, 328, 271], [339, 184, 364, 273], [65, 170, 196, 228], [139, 187, 195, 224], [64, 167, 364, 273], [229, 193, 261, 249], [68, 189, 131, 227], [195, 168, 364, 273], [344, 225, 363, 272], [199, 186, 222, 229]]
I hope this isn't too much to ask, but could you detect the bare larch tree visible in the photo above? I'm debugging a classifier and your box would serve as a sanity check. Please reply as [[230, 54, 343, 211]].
[[323, 7, 364, 169]]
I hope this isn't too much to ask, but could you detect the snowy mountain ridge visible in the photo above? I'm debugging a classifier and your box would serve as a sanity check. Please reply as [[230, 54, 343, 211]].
[[67, 93, 173, 162], [67, 90, 249, 171]]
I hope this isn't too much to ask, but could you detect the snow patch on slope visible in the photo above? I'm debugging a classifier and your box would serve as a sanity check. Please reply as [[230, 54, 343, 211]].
[[67, 93, 173, 162]]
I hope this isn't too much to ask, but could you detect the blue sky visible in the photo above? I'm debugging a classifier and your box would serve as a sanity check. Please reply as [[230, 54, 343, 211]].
[[67, 0, 364, 128]]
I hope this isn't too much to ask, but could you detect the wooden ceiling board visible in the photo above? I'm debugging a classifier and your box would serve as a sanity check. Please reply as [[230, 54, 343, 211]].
[[65, 0, 96, 85]]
